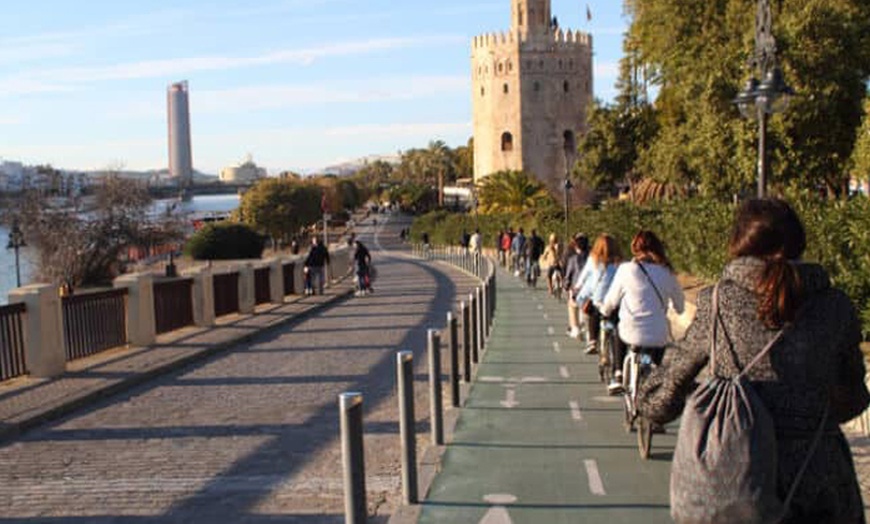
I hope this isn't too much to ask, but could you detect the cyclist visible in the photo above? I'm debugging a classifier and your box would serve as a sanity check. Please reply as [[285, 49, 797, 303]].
[[600, 231, 684, 400], [540, 233, 563, 297], [572, 234, 622, 361], [563, 233, 590, 339], [524, 229, 545, 287], [352, 239, 373, 296]]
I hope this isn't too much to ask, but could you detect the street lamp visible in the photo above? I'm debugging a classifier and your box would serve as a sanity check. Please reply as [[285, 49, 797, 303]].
[[6, 219, 25, 288], [734, 0, 794, 198], [563, 140, 575, 242]]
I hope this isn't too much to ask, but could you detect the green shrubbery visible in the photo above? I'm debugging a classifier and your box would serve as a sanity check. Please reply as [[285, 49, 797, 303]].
[[184, 222, 266, 260], [412, 196, 870, 338]]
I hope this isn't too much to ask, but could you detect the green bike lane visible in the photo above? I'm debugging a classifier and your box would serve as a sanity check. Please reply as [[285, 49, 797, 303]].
[[418, 268, 677, 524]]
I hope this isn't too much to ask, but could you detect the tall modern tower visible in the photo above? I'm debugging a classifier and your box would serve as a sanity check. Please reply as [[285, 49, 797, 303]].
[[471, 0, 593, 193], [167, 81, 193, 196]]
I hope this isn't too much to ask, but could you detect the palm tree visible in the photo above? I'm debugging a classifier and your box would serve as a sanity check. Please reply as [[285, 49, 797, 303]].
[[477, 170, 554, 214], [425, 140, 454, 207]]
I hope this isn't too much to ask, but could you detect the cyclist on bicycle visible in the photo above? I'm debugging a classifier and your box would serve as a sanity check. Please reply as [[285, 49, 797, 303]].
[[572, 234, 622, 358], [540, 233, 563, 297], [525, 229, 545, 287], [600, 231, 685, 393]]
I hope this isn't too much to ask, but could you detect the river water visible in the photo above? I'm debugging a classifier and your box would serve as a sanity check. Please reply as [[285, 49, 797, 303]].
[[0, 194, 240, 305]]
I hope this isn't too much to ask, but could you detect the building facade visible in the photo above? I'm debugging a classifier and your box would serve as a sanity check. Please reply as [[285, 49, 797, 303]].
[[167, 81, 194, 187], [471, 0, 593, 192], [220, 155, 266, 184]]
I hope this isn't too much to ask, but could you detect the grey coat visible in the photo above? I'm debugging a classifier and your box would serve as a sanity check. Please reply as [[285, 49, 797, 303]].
[[639, 257, 869, 523]]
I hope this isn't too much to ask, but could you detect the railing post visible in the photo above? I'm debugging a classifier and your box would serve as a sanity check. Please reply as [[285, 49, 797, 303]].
[[396, 351, 418, 504], [470, 292, 479, 364], [188, 266, 215, 327], [268, 258, 283, 304], [113, 272, 156, 347], [447, 311, 460, 407], [238, 263, 256, 314], [340, 392, 367, 524], [428, 329, 444, 446], [481, 281, 489, 342], [9, 284, 65, 378], [461, 301, 471, 382]]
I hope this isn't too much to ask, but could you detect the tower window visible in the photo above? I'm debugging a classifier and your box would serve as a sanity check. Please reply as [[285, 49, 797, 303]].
[[559, 59, 563, 69], [498, 63, 504, 74], [508, 61, 513, 72], [564, 81, 570, 93], [534, 81, 541, 92], [503, 83, 509, 94], [563, 130, 576, 155], [501, 132, 514, 152], [518, 4, 523, 26], [481, 87, 485, 97], [539, 59, 544, 69]]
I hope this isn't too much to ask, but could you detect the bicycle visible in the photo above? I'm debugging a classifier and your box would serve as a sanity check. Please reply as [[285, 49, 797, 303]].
[[621, 347, 655, 459], [597, 317, 618, 385]]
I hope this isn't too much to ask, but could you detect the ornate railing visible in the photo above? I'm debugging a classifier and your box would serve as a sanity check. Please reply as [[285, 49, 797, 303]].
[[0, 303, 26, 380], [63, 289, 128, 361], [153, 278, 194, 334]]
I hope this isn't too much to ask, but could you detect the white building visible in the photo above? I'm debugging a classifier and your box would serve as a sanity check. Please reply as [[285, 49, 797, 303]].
[[220, 155, 266, 183]]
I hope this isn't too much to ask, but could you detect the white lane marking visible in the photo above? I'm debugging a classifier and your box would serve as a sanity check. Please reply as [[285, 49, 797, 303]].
[[481, 376, 547, 384], [591, 396, 624, 403], [584, 460, 607, 496], [479, 376, 505, 383], [543, 313, 549, 320], [520, 376, 546, 383], [547, 326, 555, 336], [553, 342, 561, 353], [500, 388, 519, 408], [480, 494, 516, 524], [560, 366, 570, 378], [537, 304, 543, 310], [569, 401, 583, 421]]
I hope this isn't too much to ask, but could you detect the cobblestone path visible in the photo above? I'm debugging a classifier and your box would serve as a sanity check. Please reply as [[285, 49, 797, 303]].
[[0, 216, 477, 523]]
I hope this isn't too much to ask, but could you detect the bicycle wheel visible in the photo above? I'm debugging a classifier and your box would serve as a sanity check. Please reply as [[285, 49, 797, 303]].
[[637, 416, 652, 459], [622, 354, 634, 432]]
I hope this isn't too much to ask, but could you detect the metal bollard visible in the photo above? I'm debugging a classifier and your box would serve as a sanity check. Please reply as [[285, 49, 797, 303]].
[[476, 287, 485, 354], [428, 329, 444, 445], [447, 311, 460, 407], [340, 392, 367, 524], [461, 301, 471, 382], [396, 352, 417, 505], [470, 292, 479, 364]]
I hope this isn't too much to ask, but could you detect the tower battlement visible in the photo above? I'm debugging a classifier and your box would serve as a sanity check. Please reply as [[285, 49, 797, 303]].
[[472, 29, 591, 53]]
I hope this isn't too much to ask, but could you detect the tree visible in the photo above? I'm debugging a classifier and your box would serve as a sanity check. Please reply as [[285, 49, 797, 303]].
[[477, 170, 554, 214], [19, 174, 183, 290], [454, 138, 474, 181], [236, 178, 322, 245], [625, 0, 870, 197]]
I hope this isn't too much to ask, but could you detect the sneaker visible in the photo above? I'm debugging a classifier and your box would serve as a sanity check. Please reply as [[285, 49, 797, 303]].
[[614, 371, 623, 383], [566, 327, 580, 339], [607, 380, 624, 395], [584, 342, 598, 355]]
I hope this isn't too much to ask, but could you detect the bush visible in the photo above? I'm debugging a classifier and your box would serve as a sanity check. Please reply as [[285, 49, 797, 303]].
[[413, 195, 870, 338], [185, 222, 266, 260]]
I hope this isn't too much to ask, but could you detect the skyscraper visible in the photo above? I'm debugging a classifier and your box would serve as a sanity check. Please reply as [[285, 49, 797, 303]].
[[167, 81, 193, 191]]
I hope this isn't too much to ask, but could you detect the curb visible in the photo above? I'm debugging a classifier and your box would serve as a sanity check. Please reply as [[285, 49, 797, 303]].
[[0, 284, 355, 444]]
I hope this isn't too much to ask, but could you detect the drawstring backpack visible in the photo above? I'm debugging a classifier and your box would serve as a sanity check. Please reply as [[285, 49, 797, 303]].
[[669, 283, 828, 524]]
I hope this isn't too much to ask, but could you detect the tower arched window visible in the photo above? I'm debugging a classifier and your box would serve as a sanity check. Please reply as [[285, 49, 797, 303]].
[[534, 81, 541, 92], [498, 62, 504, 74], [518, 4, 523, 26], [563, 130, 576, 156], [503, 83, 509, 94], [501, 132, 514, 152], [563, 81, 570, 93], [481, 87, 485, 97]]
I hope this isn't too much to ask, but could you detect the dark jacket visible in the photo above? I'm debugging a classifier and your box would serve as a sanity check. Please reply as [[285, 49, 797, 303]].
[[304, 243, 330, 268], [563, 250, 588, 290], [639, 257, 869, 523]]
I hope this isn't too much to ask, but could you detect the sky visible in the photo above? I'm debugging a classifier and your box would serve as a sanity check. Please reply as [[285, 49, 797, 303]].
[[0, 0, 629, 175]]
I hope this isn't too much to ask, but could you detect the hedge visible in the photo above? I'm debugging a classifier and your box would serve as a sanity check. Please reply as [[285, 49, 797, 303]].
[[411, 196, 870, 338]]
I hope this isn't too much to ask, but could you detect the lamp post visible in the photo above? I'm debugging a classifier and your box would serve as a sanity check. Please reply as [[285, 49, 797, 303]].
[[734, 0, 794, 198], [6, 219, 25, 288], [563, 143, 575, 241]]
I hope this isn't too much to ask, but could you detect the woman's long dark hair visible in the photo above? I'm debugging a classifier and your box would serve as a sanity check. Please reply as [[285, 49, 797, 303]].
[[729, 198, 806, 328], [631, 230, 673, 272]]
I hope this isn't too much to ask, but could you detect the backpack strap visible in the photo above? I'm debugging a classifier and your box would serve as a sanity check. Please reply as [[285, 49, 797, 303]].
[[709, 282, 784, 378]]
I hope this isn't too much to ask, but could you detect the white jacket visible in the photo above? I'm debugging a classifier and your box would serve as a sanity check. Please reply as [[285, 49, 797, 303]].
[[600, 260, 685, 348]]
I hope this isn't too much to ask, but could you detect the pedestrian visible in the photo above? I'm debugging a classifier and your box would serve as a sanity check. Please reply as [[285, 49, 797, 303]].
[[500, 228, 514, 269], [639, 198, 869, 523], [460, 229, 470, 253], [469, 228, 481, 254], [564, 233, 590, 339], [600, 230, 684, 393], [303, 236, 330, 295], [510, 227, 526, 276]]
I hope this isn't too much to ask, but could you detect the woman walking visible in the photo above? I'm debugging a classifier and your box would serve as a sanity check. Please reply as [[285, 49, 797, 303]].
[[639, 198, 869, 523]]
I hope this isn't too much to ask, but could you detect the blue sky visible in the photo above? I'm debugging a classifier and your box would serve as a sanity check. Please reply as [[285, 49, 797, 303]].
[[0, 0, 628, 175]]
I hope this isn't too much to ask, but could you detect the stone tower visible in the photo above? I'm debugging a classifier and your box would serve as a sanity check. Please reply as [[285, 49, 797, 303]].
[[471, 0, 593, 193]]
